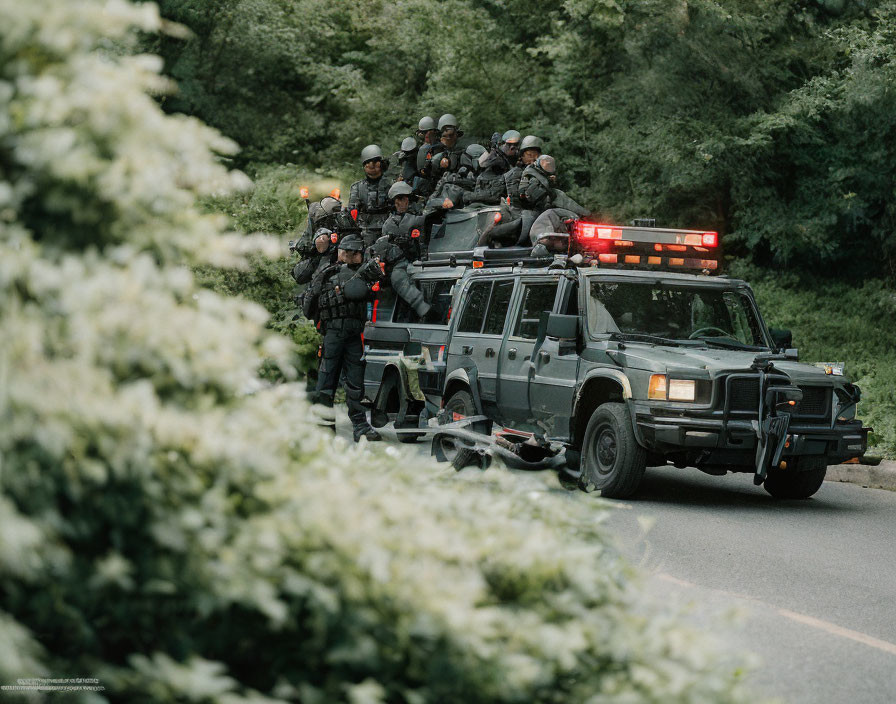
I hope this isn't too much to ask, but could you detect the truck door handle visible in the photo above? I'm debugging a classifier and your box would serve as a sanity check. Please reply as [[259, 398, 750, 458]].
[[539, 350, 551, 363], [462, 345, 473, 355], [485, 347, 496, 358], [507, 348, 517, 359]]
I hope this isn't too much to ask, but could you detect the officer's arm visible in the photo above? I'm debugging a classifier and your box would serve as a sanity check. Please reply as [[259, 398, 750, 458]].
[[552, 189, 590, 217], [348, 181, 361, 210]]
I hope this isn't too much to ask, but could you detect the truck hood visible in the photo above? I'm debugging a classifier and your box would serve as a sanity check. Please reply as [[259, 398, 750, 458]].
[[602, 344, 839, 384]]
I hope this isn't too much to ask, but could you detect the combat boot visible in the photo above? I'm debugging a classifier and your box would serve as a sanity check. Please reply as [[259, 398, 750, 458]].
[[353, 424, 382, 443]]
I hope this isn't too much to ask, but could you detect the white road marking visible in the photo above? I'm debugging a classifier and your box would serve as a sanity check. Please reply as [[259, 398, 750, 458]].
[[657, 573, 896, 657]]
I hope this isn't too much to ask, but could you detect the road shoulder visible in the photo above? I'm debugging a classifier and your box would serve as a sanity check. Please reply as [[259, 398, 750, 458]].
[[827, 459, 896, 491]]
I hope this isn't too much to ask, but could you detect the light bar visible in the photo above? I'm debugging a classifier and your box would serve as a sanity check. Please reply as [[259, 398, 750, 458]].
[[572, 220, 721, 274]]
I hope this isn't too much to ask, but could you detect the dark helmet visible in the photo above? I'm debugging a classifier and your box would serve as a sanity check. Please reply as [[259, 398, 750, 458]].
[[500, 130, 521, 145], [536, 154, 557, 175], [387, 181, 414, 200], [320, 196, 342, 215], [338, 234, 365, 252], [400, 137, 417, 153], [314, 227, 335, 242], [360, 144, 384, 165], [520, 135, 543, 154], [418, 116, 437, 131]]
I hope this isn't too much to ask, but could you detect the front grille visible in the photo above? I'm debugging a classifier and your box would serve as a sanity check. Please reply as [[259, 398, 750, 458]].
[[794, 386, 831, 418], [724, 376, 831, 422]]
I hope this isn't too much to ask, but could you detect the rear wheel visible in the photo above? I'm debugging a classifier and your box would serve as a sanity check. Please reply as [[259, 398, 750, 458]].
[[581, 402, 646, 498], [763, 456, 827, 499], [437, 389, 485, 470]]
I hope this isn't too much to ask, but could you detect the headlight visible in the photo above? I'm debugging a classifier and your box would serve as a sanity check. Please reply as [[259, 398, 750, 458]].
[[649, 375, 697, 402]]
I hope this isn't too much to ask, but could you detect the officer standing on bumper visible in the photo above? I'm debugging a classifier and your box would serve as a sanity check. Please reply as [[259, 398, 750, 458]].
[[349, 145, 393, 247], [306, 235, 382, 442]]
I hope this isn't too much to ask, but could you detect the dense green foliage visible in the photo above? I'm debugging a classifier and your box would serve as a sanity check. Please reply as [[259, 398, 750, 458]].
[[740, 264, 896, 455], [150, 0, 896, 276], [1, 1, 758, 702]]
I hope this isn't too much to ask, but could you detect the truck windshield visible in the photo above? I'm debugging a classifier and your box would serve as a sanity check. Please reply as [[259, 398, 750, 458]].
[[587, 280, 769, 348]]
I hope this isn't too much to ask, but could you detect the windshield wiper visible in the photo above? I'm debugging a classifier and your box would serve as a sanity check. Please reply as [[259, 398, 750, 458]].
[[610, 332, 682, 347], [691, 336, 767, 351]]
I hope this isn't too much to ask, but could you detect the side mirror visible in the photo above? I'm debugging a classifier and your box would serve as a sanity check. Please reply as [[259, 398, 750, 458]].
[[769, 327, 792, 350], [546, 313, 579, 340]]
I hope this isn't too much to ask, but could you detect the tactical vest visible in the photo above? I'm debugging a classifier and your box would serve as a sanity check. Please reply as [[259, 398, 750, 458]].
[[351, 177, 391, 231], [503, 166, 524, 208], [382, 212, 424, 262], [317, 265, 369, 322]]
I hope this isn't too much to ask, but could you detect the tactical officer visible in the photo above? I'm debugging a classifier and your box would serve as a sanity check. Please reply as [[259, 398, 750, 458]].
[[349, 144, 393, 247], [516, 154, 589, 244], [425, 143, 486, 212], [503, 135, 543, 209], [415, 116, 439, 146], [292, 227, 338, 285], [368, 182, 439, 319], [417, 114, 466, 184], [304, 235, 382, 442], [468, 129, 521, 205], [294, 195, 355, 255]]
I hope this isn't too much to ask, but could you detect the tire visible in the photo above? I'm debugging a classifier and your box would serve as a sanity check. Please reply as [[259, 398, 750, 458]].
[[375, 373, 421, 443], [763, 456, 827, 499], [438, 388, 484, 470], [581, 402, 646, 498]]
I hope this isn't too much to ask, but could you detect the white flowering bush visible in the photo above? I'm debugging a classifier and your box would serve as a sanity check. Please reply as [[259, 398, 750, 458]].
[[0, 1, 754, 702]]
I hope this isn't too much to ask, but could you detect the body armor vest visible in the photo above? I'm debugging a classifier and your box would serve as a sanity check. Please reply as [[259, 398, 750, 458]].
[[317, 265, 369, 322]]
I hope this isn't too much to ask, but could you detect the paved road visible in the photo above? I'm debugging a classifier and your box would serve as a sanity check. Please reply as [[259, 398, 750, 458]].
[[604, 465, 896, 704]]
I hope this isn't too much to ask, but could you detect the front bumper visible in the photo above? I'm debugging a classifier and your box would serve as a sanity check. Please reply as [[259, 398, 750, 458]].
[[633, 404, 869, 465]]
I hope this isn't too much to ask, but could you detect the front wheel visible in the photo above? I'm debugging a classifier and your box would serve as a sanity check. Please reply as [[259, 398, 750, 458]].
[[581, 402, 646, 498], [763, 456, 827, 499], [436, 388, 485, 470]]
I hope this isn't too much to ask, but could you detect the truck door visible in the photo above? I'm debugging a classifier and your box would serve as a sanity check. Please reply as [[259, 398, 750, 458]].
[[497, 278, 560, 425], [529, 279, 581, 439], [447, 277, 515, 417]]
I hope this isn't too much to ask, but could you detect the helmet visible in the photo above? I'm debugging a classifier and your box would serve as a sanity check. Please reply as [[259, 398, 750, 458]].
[[520, 135, 543, 153], [536, 154, 557, 175], [438, 113, 459, 131], [314, 227, 334, 241], [464, 143, 487, 160], [361, 144, 383, 165], [400, 136, 417, 153], [387, 181, 414, 199], [418, 116, 437, 131], [320, 196, 341, 215], [338, 234, 365, 252], [500, 130, 521, 145]]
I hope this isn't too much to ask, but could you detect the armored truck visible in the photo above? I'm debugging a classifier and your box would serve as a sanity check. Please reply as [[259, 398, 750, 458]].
[[362, 210, 869, 499]]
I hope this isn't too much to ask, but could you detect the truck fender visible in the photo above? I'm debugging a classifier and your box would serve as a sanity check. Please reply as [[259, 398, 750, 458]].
[[444, 366, 485, 415], [572, 370, 645, 446]]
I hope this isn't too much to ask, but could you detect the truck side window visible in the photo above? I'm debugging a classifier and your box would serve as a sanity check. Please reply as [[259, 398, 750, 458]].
[[513, 283, 558, 339], [393, 279, 455, 325], [457, 281, 492, 333], [482, 280, 515, 335]]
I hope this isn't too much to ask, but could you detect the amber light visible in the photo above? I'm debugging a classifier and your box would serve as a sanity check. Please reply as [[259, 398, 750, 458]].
[[649, 374, 667, 400], [670, 258, 685, 266], [624, 255, 641, 264], [614, 240, 634, 247], [299, 186, 310, 199], [665, 244, 687, 252], [647, 256, 662, 265], [330, 187, 341, 200], [472, 260, 484, 268], [598, 253, 617, 264], [598, 227, 623, 240]]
